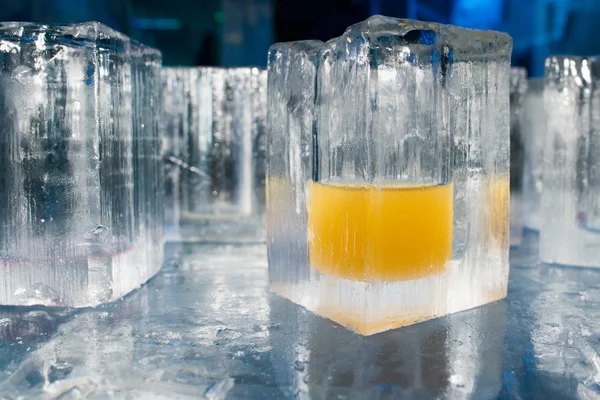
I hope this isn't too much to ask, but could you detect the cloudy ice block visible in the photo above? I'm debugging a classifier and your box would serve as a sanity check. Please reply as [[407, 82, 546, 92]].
[[162, 67, 267, 243], [510, 67, 527, 245], [0, 23, 164, 307], [522, 78, 545, 232], [540, 56, 600, 267], [267, 16, 512, 335]]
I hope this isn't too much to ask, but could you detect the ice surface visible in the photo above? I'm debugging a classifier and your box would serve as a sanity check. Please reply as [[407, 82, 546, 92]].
[[0, 23, 164, 307], [540, 56, 600, 267], [267, 15, 512, 335], [510, 67, 527, 246], [162, 67, 267, 243], [0, 241, 599, 399], [522, 78, 545, 232]]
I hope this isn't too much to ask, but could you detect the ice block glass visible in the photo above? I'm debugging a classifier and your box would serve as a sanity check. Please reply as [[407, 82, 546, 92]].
[[510, 67, 527, 245], [163, 67, 267, 243], [267, 16, 512, 335], [522, 78, 545, 232], [0, 23, 164, 307], [540, 56, 600, 267], [161, 68, 188, 240]]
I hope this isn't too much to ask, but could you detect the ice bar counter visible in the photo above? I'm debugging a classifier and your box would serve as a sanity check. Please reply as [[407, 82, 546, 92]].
[[267, 16, 512, 335], [0, 22, 164, 307]]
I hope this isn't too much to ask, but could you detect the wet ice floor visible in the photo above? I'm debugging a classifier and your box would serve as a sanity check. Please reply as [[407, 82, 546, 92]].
[[1, 233, 600, 399]]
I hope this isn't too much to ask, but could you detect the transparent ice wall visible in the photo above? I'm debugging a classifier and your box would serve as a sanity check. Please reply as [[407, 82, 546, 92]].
[[541, 56, 600, 267], [0, 23, 164, 307], [267, 15, 512, 335], [522, 78, 545, 232], [510, 67, 527, 245], [162, 67, 267, 243]]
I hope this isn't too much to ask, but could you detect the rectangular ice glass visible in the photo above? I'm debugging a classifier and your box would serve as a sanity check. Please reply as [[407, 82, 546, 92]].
[[267, 16, 512, 335], [0, 23, 164, 307], [510, 67, 527, 245], [163, 67, 267, 243], [540, 56, 600, 267]]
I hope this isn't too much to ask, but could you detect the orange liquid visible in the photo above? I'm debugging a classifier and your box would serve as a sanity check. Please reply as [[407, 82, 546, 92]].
[[308, 181, 453, 281], [488, 177, 510, 242]]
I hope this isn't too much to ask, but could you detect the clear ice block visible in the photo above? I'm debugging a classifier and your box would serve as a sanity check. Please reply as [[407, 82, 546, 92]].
[[162, 67, 267, 243], [510, 67, 527, 245], [0, 23, 164, 307], [522, 78, 545, 232], [540, 56, 600, 267], [267, 16, 512, 335]]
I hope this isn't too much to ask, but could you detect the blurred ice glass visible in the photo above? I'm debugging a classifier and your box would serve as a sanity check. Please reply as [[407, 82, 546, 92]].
[[540, 56, 600, 267], [0, 22, 164, 307], [161, 67, 267, 243], [522, 78, 545, 232]]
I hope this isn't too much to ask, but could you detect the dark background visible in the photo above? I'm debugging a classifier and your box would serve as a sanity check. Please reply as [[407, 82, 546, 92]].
[[1, 0, 599, 76]]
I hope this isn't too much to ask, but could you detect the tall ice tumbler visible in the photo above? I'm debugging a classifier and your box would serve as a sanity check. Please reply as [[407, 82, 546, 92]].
[[0, 23, 164, 307], [540, 56, 600, 267], [267, 16, 512, 335]]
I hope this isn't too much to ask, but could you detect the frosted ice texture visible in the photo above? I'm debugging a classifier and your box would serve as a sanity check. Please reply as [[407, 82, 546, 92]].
[[267, 15, 512, 335], [130, 41, 164, 300], [162, 67, 267, 243], [0, 23, 164, 307], [540, 56, 600, 267], [510, 67, 527, 245], [522, 78, 545, 231]]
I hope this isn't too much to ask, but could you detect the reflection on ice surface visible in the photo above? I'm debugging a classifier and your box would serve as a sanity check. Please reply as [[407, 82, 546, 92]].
[[0, 243, 598, 398]]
